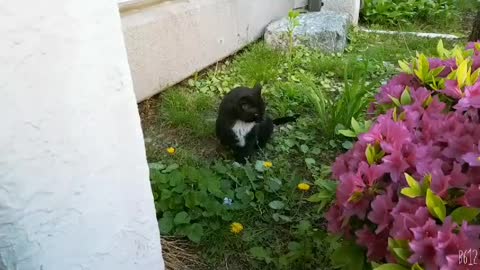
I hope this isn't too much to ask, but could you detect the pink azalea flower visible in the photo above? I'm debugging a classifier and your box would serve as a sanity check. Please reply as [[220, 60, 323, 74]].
[[357, 161, 388, 186], [382, 151, 410, 183], [466, 42, 480, 55], [456, 81, 480, 111], [463, 184, 480, 207], [375, 74, 421, 105], [461, 142, 480, 167], [443, 80, 463, 100], [472, 55, 480, 70], [355, 226, 389, 261], [325, 204, 344, 234], [409, 236, 438, 269], [429, 58, 456, 77], [326, 48, 480, 268], [367, 186, 395, 234], [390, 205, 429, 240]]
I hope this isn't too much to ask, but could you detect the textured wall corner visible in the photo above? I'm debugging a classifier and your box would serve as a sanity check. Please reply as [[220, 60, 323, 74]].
[[0, 1, 164, 269], [120, 0, 303, 102]]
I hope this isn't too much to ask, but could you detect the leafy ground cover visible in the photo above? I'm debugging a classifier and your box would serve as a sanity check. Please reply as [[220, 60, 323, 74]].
[[139, 29, 463, 269], [360, 0, 478, 36]]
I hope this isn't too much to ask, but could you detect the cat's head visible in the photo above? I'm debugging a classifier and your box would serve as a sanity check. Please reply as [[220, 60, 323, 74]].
[[236, 84, 265, 123]]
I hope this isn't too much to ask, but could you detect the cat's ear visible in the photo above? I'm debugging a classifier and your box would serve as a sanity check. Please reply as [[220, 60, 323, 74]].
[[253, 83, 262, 94]]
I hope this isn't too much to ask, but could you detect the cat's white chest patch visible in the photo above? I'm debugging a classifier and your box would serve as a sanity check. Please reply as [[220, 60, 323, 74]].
[[232, 120, 256, 147]]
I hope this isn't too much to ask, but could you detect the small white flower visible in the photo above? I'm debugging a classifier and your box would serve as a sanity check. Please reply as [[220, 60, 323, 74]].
[[223, 197, 233, 206]]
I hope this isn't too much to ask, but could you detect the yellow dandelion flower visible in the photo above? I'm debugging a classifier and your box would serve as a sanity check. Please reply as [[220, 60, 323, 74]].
[[477, 156, 480, 161], [297, 183, 310, 191], [230, 222, 244, 234], [166, 147, 176, 155], [263, 161, 273, 168]]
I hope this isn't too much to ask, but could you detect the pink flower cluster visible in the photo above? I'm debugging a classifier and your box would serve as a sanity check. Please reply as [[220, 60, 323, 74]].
[[326, 42, 480, 269]]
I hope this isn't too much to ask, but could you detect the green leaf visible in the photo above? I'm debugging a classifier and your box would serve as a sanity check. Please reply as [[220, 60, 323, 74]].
[[401, 173, 423, 198], [400, 88, 412, 105], [457, 59, 469, 88], [149, 162, 166, 170], [186, 223, 203, 243], [273, 213, 292, 222], [249, 246, 272, 263], [365, 144, 376, 165], [296, 220, 312, 234], [431, 66, 445, 77], [404, 173, 421, 190], [419, 54, 430, 76], [266, 178, 282, 192], [244, 165, 256, 182], [288, 241, 302, 251], [207, 178, 222, 196], [338, 129, 357, 138], [307, 192, 332, 203], [437, 39, 445, 57], [338, 129, 357, 137], [373, 264, 409, 270], [422, 174, 432, 190], [269, 200, 285, 210], [423, 95, 433, 108], [331, 240, 366, 270], [400, 187, 422, 198], [163, 163, 179, 173], [351, 117, 361, 134], [398, 60, 412, 74], [471, 68, 480, 85], [411, 263, 424, 270], [173, 211, 191, 225], [342, 141, 354, 150], [300, 144, 309, 153], [304, 158, 316, 166], [255, 160, 266, 172], [426, 189, 446, 222], [388, 95, 402, 107], [388, 238, 410, 266], [185, 192, 200, 209], [450, 207, 480, 224], [160, 189, 173, 200], [255, 191, 265, 203], [159, 215, 174, 234]]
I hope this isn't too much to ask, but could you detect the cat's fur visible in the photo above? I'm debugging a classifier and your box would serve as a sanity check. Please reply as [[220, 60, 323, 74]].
[[215, 84, 299, 164]]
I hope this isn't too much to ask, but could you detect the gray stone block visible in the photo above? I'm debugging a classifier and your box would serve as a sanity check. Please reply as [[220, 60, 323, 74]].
[[264, 11, 350, 54], [322, 0, 360, 25]]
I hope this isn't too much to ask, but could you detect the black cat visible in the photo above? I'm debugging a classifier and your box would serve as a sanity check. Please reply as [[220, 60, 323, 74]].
[[215, 84, 299, 164]]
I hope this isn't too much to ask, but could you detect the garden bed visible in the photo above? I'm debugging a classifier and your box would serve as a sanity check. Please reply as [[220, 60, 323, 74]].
[[139, 28, 467, 269]]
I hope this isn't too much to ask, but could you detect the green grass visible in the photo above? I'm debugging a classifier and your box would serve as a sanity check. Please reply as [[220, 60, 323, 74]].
[[359, 0, 477, 36], [139, 29, 469, 270], [160, 88, 218, 138]]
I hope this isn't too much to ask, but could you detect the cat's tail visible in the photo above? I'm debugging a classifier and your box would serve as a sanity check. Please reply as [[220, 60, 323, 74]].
[[272, 114, 300, 125]]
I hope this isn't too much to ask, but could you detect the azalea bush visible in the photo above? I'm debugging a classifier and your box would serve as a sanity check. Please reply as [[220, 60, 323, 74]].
[[326, 41, 480, 270]]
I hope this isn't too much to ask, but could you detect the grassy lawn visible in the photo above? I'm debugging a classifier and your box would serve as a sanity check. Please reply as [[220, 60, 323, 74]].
[[139, 28, 466, 269]]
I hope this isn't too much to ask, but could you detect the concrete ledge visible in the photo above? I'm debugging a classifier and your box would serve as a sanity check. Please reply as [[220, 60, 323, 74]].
[[120, 0, 302, 102]]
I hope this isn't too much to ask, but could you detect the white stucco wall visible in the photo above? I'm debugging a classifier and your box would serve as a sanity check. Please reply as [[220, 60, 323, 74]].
[[120, 0, 304, 102], [0, 1, 164, 270]]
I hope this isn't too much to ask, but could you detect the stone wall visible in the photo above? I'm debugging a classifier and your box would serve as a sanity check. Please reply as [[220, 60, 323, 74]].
[[120, 0, 305, 102]]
